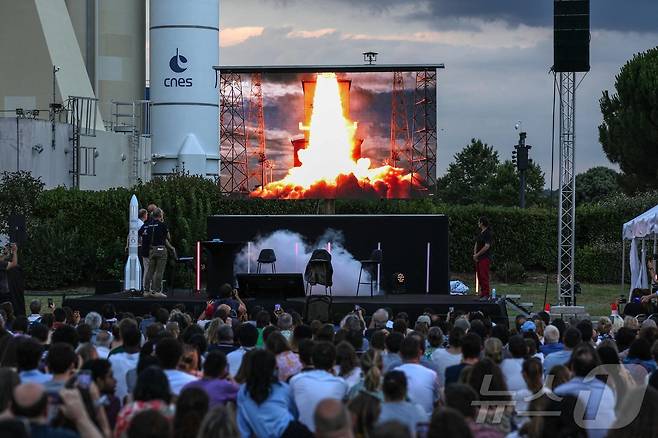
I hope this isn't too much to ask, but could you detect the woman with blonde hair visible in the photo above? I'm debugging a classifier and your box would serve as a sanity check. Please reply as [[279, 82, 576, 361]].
[[347, 349, 383, 400], [484, 337, 503, 364]]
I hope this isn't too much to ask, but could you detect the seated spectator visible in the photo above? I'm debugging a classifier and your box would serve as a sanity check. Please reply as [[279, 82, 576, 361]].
[[543, 327, 581, 377], [606, 385, 658, 438], [445, 383, 503, 438], [315, 398, 353, 438], [12, 382, 103, 438], [290, 342, 349, 431], [227, 323, 258, 378], [500, 335, 529, 394], [382, 332, 404, 373], [377, 370, 428, 435], [207, 320, 237, 355], [115, 366, 174, 438], [0, 367, 20, 418], [109, 320, 142, 403], [428, 408, 473, 438], [291, 324, 313, 353], [28, 322, 49, 345], [366, 309, 389, 339], [426, 326, 443, 359], [298, 339, 316, 372], [467, 358, 512, 435], [85, 312, 103, 344], [155, 337, 197, 396], [315, 323, 335, 343], [16, 337, 51, 384], [174, 387, 209, 438], [394, 335, 438, 416], [237, 349, 307, 437], [431, 327, 463, 387], [540, 325, 563, 356], [277, 313, 294, 341], [623, 338, 656, 374], [95, 330, 113, 359], [347, 390, 380, 438], [127, 409, 172, 438], [51, 324, 80, 350], [484, 337, 503, 365], [255, 310, 272, 347], [197, 404, 240, 438], [77, 342, 98, 363], [445, 333, 482, 386], [44, 342, 78, 394], [347, 348, 383, 401], [335, 341, 361, 389], [182, 350, 239, 407], [266, 331, 303, 382], [554, 344, 616, 438], [12, 316, 28, 335], [81, 359, 121, 429], [597, 317, 614, 343], [27, 300, 41, 324]]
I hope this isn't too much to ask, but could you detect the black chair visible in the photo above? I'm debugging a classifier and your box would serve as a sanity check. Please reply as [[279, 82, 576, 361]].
[[357, 249, 383, 297], [304, 249, 333, 296], [257, 249, 277, 273]]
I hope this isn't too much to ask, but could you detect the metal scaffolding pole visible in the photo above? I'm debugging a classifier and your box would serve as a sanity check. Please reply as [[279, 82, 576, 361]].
[[390, 71, 411, 168], [411, 69, 438, 189], [557, 72, 576, 305], [219, 73, 249, 194]]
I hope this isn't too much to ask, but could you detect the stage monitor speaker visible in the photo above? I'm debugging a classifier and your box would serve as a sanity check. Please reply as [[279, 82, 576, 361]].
[[237, 273, 306, 299], [554, 0, 590, 72], [8, 214, 26, 247]]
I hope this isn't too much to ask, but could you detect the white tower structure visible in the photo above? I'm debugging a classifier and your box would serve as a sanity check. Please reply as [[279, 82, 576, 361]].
[[149, 0, 220, 177]]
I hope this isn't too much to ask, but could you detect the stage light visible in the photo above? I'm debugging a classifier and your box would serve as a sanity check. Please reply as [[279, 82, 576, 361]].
[[391, 272, 406, 294]]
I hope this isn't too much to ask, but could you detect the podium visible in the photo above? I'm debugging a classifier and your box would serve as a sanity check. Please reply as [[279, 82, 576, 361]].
[[202, 241, 245, 297]]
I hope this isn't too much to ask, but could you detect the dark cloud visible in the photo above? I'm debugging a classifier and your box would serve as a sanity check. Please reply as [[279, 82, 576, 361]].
[[259, 0, 658, 33]]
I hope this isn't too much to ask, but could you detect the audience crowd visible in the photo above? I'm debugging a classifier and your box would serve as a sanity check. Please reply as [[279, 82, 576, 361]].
[[0, 287, 657, 438]]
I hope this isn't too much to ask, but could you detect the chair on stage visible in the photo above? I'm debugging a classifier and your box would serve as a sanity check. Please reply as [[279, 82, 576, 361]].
[[256, 249, 277, 273], [357, 249, 383, 297], [304, 249, 333, 296]]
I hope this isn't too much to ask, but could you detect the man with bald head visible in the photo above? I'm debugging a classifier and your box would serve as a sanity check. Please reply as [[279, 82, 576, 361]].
[[365, 308, 389, 340], [314, 398, 354, 438], [12, 383, 103, 438]]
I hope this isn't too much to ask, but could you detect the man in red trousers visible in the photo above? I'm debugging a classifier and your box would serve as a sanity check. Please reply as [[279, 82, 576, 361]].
[[473, 217, 493, 299]]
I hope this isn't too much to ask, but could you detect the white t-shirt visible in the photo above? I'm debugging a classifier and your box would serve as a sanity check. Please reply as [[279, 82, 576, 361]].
[[226, 347, 252, 377], [164, 369, 198, 395], [289, 370, 349, 431], [500, 358, 528, 395], [394, 363, 439, 415], [109, 351, 140, 402], [430, 348, 461, 387]]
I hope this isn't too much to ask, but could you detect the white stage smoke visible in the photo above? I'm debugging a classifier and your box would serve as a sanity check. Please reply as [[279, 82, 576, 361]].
[[233, 229, 373, 296]]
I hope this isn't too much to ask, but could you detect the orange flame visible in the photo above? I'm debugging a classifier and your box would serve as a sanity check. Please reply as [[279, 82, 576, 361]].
[[251, 73, 419, 199]]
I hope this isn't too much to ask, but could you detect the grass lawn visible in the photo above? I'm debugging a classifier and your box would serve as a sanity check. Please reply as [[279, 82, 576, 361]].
[[453, 273, 623, 318]]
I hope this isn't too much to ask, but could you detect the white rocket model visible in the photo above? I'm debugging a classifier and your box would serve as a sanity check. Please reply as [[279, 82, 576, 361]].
[[149, 0, 220, 177], [124, 194, 142, 291]]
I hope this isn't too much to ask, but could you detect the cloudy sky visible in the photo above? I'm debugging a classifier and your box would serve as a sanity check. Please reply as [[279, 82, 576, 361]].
[[215, 0, 658, 185]]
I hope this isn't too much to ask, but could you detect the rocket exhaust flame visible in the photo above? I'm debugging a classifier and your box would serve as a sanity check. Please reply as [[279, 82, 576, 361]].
[[251, 73, 421, 199]]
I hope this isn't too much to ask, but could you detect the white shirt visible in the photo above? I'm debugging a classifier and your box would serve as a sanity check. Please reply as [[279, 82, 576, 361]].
[[500, 358, 528, 394], [334, 366, 362, 391], [226, 347, 252, 378], [164, 369, 198, 395], [95, 346, 110, 359], [394, 363, 439, 415], [109, 351, 140, 402], [430, 348, 461, 387], [27, 314, 41, 323], [289, 370, 349, 431]]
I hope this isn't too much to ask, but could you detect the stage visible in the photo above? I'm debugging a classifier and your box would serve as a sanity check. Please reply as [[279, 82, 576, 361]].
[[63, 290, 509, 327]]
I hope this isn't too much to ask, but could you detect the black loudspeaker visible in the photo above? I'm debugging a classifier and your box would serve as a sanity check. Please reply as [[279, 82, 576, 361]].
[[554, 0, 590, 72], [8, 214, 26, 247], [236, 273, 306, 299], [305, 296, 332, 323]]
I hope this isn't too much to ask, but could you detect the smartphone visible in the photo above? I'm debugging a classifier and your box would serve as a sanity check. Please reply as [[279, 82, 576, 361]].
[[448, 306, 454, 313], [274, 304, 282, 312], [77, 370, 92, 389], [47, 298, 54, 307], [354, 305, 360, 312]]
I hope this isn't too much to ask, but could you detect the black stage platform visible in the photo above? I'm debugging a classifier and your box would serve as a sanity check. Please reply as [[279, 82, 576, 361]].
[[63, 290, 508, 326]]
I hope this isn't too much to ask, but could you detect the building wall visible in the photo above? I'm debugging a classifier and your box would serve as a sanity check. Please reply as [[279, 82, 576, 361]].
[[0, 117, 150, 190]]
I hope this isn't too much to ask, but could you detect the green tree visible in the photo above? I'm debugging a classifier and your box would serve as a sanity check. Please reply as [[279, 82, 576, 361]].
[[488, 160, 545, 207], [599, 46, 658, 192], [575, 166, 620, 203], [437, 139, 499, 204]]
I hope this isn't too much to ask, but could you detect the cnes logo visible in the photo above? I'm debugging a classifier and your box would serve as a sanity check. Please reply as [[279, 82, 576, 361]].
[[165, 48, 192, 87]]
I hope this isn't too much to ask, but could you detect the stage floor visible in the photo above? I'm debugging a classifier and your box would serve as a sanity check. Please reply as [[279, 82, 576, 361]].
[[63, 290, 509, 327]]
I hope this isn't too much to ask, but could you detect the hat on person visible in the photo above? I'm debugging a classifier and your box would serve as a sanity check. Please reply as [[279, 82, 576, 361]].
[[521, 321, 536, 332], [417, 315, 431, 325]]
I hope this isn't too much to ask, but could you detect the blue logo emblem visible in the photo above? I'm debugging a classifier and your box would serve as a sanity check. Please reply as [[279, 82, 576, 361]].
[[169, 48, 188, 73]]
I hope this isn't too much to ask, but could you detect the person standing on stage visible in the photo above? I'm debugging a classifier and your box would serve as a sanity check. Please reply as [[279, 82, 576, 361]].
[[473, 217, 493, 298], [138, 208, 151, 289], [143, 208, 177, 298]]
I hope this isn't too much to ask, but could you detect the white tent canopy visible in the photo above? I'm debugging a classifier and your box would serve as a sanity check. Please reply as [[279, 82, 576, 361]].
[[622, 204, 658, 294]]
